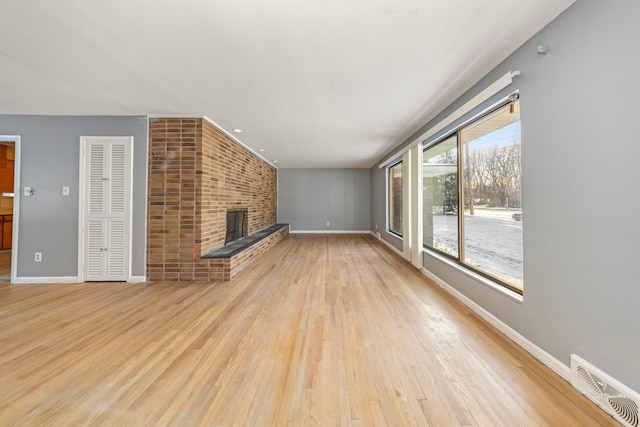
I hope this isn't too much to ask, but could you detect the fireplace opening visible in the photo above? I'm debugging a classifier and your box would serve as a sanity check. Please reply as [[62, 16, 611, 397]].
[[225, 209, 247, 245]]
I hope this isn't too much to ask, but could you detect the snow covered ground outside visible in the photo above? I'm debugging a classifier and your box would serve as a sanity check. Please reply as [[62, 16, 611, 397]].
[[430, 208, 523, 289]]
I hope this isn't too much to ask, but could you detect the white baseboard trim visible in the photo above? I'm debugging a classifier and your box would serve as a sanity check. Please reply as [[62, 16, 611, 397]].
[[13, 276, 81, 284], [289, 230, 371, 234], [419, 268, 571, 381], [128, 276, 147, 283]]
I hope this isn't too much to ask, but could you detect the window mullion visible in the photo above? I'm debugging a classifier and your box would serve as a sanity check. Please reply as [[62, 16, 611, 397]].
[[457, 131, 465, 263]]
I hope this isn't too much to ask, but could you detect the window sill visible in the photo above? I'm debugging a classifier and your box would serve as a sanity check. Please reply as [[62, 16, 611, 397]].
[[387, 230, 403, 239], [423, 248, 524, 304]]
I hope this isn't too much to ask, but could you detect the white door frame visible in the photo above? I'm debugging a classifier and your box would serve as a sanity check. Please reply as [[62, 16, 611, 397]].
[[0, 135, 21, 284], [77, 136, 134, 282]]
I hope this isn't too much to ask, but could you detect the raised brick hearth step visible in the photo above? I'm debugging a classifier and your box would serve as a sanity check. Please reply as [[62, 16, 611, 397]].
[[203, 223, 289, 258], [201, 223, 289, 281]]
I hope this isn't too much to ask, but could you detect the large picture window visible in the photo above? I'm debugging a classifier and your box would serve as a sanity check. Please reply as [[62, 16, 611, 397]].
[[388, 161, 403, 236], [423, 99, 523, 292]]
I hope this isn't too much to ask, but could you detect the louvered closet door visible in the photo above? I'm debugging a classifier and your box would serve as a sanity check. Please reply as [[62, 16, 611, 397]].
[[82, 138, 132, 281]]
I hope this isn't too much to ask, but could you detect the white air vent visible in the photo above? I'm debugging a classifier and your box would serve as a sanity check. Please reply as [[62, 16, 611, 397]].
[[571, 354, 639, 427]]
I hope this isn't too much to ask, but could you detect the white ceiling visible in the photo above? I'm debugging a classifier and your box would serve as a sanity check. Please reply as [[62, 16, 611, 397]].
[[0, 0, 574, 168]]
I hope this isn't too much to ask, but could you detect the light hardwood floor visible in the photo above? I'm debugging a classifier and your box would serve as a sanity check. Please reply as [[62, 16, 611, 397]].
[[0, 234, 617, 426]]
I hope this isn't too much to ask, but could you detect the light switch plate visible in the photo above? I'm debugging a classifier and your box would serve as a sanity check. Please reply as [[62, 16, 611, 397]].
[[62, 186, 70, 196]]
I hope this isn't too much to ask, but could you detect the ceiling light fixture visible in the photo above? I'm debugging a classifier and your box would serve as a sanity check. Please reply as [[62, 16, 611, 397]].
[[259, 148, 266, 152], [233, 128, 243, 133]]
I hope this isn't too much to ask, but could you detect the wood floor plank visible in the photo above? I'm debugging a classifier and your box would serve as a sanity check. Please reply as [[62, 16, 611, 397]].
[[0, 234, 619, 426]]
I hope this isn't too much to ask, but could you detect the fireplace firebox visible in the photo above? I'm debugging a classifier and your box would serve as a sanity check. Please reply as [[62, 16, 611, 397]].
[[225, 209, 247, 245]]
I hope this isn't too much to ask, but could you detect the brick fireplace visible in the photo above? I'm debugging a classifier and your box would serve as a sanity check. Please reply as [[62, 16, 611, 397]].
[[147, 117, 286, 281]]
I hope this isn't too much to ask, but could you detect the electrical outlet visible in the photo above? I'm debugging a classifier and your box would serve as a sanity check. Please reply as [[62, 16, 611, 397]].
[[34, 252, 42, 262], [62, 186, 70, 196], [326, 221, 330, 226]]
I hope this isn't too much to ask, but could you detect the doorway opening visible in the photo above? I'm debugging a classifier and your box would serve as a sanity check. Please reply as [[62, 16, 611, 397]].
[[0, 136, 20, 283]]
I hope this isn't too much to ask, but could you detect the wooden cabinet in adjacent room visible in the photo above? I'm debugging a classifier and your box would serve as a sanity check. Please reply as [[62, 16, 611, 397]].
[[0, 144, 15, 194], [1, 215, 12, 250]]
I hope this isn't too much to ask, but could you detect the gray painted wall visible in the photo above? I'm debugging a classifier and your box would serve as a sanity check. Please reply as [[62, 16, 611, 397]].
[[278, 168, 370, 231], [0, 115, 148, 278], [371, 0, 640, 391]]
